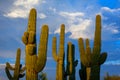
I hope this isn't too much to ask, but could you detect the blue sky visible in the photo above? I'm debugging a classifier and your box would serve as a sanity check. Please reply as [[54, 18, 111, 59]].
[[0, 0, 120, 78]]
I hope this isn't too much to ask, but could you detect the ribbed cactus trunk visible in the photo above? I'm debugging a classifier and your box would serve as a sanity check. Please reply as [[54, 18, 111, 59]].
[[78, 15, 107, 80], [52, 24, 65, 80], [66, 42, 78, 80], [22, 8, 49, 80], [5, 48, 25, 80]]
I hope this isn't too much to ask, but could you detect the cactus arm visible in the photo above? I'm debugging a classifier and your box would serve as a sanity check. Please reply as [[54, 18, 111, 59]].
[[36, 25, 49, 72], [78, 38, 89, 66], [74, 60, 78, 67], [27, 8, 36, 32], [6, 62, 15, 70], [5, 67, 13, 80], [15, 48, 21, 67], [99, 52, 107, 65], [52, 36, 59, 62], [78, 38, 85, 55], [19, 73, 25, 78], [20, 66, 26, 73], [59, 24, 65, 57], [67, 42, 73, 74], [22, 32, 29, 45], [93, 15, 101, 53]]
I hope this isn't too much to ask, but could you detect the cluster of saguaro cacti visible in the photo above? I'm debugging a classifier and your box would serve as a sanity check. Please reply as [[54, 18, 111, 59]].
[[78, 15, 107, 80], [5, 48, 25, 80], [52, 24, 78, 80], [22, 8, 49, 80], [5, 8, 108, 80]]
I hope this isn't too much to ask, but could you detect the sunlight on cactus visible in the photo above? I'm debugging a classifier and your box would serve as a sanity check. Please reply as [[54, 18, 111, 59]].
[[22, 8, 49, 80]]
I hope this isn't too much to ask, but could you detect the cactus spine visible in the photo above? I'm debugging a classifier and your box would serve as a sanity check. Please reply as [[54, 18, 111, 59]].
[[52, 24, 65, 80], [5, 48, 25, 80], [22, 8, 49, 80], [66, 42, 78, 80], [78, 15, 107, 80]]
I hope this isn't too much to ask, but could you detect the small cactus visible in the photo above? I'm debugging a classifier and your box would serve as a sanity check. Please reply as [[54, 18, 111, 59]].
[[22, 8, 49, 80], [78, 15, 107, 80], [5, 48, 25, 80]]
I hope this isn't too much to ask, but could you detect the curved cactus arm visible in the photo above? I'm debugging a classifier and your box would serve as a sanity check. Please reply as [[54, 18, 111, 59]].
[[6, 62, 15, 70], [36, 25, 49, 72], [22, 32, 29, 45], [5, 67, 13, 80], [20, 66, 26, 73], [52, 36, 59, 62], [93, 15, 101, 53], [19, 73, 25, 78], [99, 52, 107, 65], [74, 60, 78, 67]]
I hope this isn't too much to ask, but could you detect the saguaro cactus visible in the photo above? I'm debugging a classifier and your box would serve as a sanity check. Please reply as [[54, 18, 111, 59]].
[[78, 15, 107, 80], [5, 48, 25, 80], [22, 8, 49, 80], [66, 42, 78, 80], [52, 24, 65, 80]]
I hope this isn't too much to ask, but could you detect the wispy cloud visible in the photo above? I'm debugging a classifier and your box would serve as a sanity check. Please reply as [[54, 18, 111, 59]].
[[3, 0, 46, 19], [105, 60, 120, 65], [54, 11, 93, 39], [101, 7, 120, 40]]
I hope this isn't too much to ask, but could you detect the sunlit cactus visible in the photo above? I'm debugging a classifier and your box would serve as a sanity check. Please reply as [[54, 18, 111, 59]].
[[66, 42, 78, 80], [5, 48, 25, 80], [78, 15, 107, 80], [52, 24, 65, 80], [22, 8, 49, 80]]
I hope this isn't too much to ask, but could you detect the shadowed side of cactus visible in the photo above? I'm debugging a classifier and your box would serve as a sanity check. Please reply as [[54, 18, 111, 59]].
[[78, 15, 107, 80], [52, 24, 65, 80], [5, 48, 25, 80], [66, 42, 78, 80], [22, 8, 49, 80], [79, 63, 87, 80]]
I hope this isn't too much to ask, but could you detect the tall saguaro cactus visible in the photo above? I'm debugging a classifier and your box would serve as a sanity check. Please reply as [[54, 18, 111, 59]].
[[22, 8, 49, 80], [66, 42, 78, 80], [5, 48, 25, 80], [52, 24, 65, 80], [78, 15, 107, 80]]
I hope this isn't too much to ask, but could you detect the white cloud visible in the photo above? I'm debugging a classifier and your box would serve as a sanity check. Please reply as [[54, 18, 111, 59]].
[[3, 0, 46, 19], [68, 19, 92, 39], [59, 12, 84, 19], [49, 7, 56, 13], [55, 11, 93, 39], [38, 13, 47, 19], [14, 0, 39, 9], [101, 7, 120, 12], [103, 23, 119, 34], [4, 9, 28, 18]]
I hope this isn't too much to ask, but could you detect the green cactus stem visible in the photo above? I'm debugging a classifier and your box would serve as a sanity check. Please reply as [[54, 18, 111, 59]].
[[52, 24, 65, 80], [66, 42, 78, 80], [5, 48, 25, 80], [22, 8, 49, 80], [78, 15, 107, 80]]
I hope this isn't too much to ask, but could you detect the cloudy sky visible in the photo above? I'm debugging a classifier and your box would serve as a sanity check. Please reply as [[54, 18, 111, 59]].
[[0, 0, 120, 79]]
